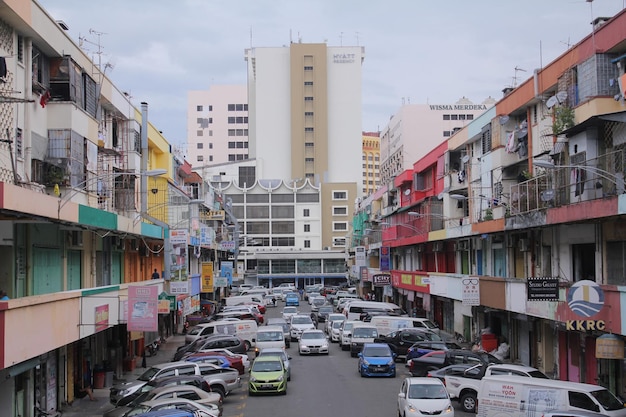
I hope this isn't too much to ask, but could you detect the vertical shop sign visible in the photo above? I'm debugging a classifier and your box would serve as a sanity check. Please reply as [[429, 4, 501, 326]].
[[128, 285, 158, 331]]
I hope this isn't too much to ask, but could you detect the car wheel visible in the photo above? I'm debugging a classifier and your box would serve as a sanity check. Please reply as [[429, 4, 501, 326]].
[[460, 392, 477, 413], [350, 352, 356, 358], [248, 390, 254, 397], [243, 341, 251, 351], [211, 385, 226, 400]]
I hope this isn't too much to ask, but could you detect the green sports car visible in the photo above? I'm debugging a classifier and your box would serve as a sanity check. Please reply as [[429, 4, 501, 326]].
[[248, 355, 288, 395]]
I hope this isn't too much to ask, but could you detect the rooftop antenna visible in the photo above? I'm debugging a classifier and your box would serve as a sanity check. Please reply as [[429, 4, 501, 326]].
[[513, 66, 526, 87], [587, 0, 597, 52], [340, 32, 343, 46], [355, 31, 360, 46], [250, 26, 253, 47]]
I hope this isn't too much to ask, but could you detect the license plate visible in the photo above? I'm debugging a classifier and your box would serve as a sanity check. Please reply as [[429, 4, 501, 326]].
[[310, 348, 319, 353], [261, 384, 274, 388]]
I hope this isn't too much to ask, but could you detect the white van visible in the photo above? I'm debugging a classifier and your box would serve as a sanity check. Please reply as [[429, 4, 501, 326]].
[[477, 375, 626, 417], [225, 295, 264, 306], [370, 315, 440, 336], [185, 319, 258, 347], [342, 301, 403, 321], [253, 325, 286, 355], [349, 322, 379, 357]]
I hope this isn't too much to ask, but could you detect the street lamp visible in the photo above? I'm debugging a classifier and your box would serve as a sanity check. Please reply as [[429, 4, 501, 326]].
[[57, 169, 167, 219], [533, 159, 625, 193]]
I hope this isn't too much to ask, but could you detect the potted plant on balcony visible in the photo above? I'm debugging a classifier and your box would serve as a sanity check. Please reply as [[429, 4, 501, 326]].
[[483, 208, 493, 221]]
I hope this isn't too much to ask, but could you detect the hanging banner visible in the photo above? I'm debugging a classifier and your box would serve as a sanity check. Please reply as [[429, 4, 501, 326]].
[[170, 229, 188, 281], [127, 286, 158, 332], [355, 246, 366, 267], [201, 262, 214, 293], [462, 277, 480, 306], [221, 261, 233, 286], [380, 246, 391, 271]]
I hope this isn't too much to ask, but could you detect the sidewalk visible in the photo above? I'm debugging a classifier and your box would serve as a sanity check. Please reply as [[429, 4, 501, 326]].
[[62, 334, 186, 417]]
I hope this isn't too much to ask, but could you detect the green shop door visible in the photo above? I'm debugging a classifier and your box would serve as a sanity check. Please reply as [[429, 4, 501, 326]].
[[67, 250, 82, 290], [33, 247, 62, 295]]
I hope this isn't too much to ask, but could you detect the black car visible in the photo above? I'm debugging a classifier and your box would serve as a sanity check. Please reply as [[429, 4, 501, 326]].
[[406, 340, 464, 362], [173, 334, 247, 361], [408, 349, 502, 377], [115, 375, 211, 406], [374, 328, 442, 360], [316, 305, 334, 323]]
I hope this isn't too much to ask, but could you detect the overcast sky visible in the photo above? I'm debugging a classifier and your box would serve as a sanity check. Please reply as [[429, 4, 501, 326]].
[[38, 0, 625, 153]]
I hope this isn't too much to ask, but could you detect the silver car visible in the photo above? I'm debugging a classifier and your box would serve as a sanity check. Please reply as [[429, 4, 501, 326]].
[[257, 347, 292, 381]]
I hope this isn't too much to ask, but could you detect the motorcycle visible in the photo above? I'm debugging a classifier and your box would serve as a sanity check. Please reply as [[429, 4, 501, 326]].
[[145, 340, 160, 357]]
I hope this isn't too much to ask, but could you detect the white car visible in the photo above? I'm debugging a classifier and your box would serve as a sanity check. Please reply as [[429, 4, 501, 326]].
[[397, 377, 454, 417], [290, 314, 316, 341], [330, 319, 344, 343], [282, 306, 299, 321], [339, 320, 358, 351], [325, 313, 346, 335], [271, 288, 285, 301], [298, 329, 329, 355]]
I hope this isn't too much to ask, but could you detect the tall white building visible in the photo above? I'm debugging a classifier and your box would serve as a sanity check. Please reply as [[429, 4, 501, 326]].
[[380, 97, 496, 184], [244, 43, 364, 186], [187, 85, 248, 167]]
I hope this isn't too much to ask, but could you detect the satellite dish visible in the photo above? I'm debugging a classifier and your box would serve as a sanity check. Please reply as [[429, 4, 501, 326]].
[[437, 192, 445, 200], [499, 115, 510, 125], [556, 91, 567, 103], [461, 155, 470, 164], [404, 189, 411, 196], [546, 96, 558, 109]]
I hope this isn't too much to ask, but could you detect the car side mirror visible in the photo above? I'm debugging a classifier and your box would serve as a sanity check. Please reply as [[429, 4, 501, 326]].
[[398, 392, 406, 399], [358, 352, 363, 358]]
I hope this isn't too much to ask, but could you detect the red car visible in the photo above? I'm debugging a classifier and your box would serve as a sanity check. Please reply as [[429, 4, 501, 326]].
[[185, 352, 245, 375]]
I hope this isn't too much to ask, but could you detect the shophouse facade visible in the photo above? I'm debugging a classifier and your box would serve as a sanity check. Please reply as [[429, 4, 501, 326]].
[[349, 9, 626, 397]]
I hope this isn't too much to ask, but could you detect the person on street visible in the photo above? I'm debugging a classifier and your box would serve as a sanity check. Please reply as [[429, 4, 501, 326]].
[[151, 269, 160, 280]]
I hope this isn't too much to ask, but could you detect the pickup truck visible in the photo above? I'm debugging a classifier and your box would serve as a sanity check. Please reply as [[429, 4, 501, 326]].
[[443, 363, 549, 413], [408, 349, 501, 378]]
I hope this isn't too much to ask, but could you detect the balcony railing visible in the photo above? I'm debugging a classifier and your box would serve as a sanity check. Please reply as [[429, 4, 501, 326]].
[[510, 150, 625, 214]]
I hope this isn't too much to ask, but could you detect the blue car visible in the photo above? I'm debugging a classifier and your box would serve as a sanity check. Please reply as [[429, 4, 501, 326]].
[[285, 292, 300, 306], [358, 343, 396, 377]]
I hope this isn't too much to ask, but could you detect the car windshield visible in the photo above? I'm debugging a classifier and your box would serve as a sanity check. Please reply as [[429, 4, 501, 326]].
[[292, 316, 313, 325], [252, 360, 283, 372], [259, 351, 287, 361], [332, 321, 343, 329], [591, 389, 626, 410], [301, 332, 325, 340], [362, 346, 391, 357], [257, 331, 283, 341], [313, 298, 326, 306], [126, 405, 151, 416], [137, 367, 161, 381], [283, 307, 297, 313], [319, 307, 333, 314], [408, 384, 448, 399], [343, 323, 354, 331], [353, 328, 377, 338]]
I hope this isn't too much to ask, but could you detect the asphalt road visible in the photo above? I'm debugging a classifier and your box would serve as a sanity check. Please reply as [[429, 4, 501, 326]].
[[207, 298, 476, 417]]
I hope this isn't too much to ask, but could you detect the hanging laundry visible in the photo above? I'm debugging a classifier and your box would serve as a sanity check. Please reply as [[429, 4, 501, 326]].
[[505, 131, 516, 153], [39, 90, 51, 108]]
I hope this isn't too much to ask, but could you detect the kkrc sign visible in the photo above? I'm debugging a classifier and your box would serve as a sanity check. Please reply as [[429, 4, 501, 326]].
[[566, 280, 605, 331]]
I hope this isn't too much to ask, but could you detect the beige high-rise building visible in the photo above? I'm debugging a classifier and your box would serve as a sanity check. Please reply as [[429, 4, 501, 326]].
[[362, 132, 380, 196]]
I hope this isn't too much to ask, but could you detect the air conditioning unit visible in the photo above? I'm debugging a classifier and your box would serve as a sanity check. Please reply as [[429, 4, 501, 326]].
[[519, 238, 530, 252], [433, 242, 444, 252]]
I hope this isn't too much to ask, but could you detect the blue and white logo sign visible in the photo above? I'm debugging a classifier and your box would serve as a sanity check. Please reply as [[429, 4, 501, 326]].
[[567, 280, 604, 318]]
